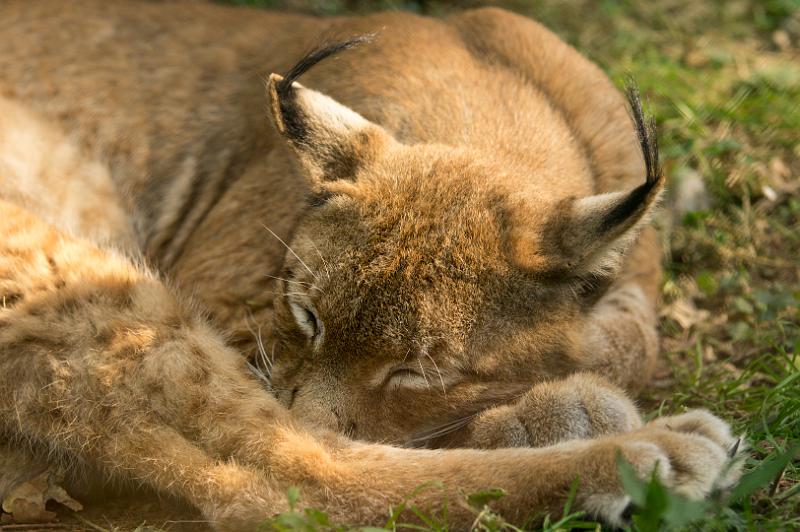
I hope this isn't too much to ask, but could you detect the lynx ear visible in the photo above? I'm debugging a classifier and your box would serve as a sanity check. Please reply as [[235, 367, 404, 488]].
[[266, 37, 390, 186], [515, 86, 665, 277]]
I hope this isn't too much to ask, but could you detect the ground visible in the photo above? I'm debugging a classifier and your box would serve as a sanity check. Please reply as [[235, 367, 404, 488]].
[[4, 0, 797, 530]]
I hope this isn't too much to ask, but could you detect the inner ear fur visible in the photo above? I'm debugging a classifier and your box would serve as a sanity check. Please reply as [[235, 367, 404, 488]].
[[516, 84, 665, 278], [266, 36, 393, 187]]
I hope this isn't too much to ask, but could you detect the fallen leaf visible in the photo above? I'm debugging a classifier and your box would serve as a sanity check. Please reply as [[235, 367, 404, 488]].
[[660, 298, 711, 330], [1, 470, 82, 524]]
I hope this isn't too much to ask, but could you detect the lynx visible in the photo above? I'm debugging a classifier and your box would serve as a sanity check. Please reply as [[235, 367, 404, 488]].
[[0, 1, 740, 529]]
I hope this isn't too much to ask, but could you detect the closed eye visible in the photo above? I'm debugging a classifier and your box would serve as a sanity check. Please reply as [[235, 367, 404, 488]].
[[384, 368, 426, 390], [289, 301, 322, 344]]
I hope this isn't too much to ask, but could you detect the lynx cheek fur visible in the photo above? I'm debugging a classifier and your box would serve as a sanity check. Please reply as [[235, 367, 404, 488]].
[[0, 0, 741, 528]]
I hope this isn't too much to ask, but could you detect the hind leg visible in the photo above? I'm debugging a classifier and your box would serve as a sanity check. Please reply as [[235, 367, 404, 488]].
[[0, 198, 287, 528], [0, 95, 138, 251], [0, 430, 276, 530], [0, 100, 147, 519]]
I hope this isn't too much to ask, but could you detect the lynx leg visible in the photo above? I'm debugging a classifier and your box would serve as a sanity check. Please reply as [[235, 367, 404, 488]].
[[184, 374, 739, 527], [0, 96, 138, 251], [196, 404, 742, 528], [65, 424, 284, 530], [576, 227, 662, 392], [0, 199, 285, 526], [3, 427, 283, 530]]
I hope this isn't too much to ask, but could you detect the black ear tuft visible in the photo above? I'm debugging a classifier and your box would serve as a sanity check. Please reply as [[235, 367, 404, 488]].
[[277, 34, 375, 97], [625, 81, 661, 188], [275, 34, 375, 142], [600, 82, 664, 232]]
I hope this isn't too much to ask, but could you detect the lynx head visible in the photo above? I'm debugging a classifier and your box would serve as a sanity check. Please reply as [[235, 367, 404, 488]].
[[263, 38, 664, 446]]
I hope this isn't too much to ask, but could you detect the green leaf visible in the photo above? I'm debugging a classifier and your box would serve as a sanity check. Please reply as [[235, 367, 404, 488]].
[[632, 470, 670, 532], [303, 507, 331, 526], [697, 270, 719, 295], [467, 487, 507, 509], [661, 495, 710, 528], [561, 476, 580, 517], [729, 444, 800, 502], [616, 452, 647, 507], [287, 486, 300, 511], [618, 453, 712, 530]]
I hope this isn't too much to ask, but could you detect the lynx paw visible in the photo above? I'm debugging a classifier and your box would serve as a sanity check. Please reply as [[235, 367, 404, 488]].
[[587, 410, 744, 527], [469, 373, 642, 448]]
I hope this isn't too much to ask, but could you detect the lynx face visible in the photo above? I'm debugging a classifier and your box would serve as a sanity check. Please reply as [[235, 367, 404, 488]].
[[263, 41, 663, 446], [268, 149, 581, 445]]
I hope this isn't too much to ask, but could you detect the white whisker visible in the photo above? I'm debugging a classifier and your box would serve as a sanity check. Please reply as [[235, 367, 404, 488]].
[[247, 361, 272, 388], [283, 291, 313, 298], [257, 333, 271, 372], [247, 362, 272, 389], [308, 239, 332, 279], [244, 312, 272, 379], [424, 352, 447, 400], [264, 274, 324, 293], [262, 224, 318, 279], [406, 414, 478, 446], [404, 387, 534, 447], [417, 358, 431, 390]]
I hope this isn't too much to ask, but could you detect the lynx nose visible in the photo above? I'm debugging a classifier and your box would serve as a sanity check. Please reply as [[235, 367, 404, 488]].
[[287, 381, 340, 432]]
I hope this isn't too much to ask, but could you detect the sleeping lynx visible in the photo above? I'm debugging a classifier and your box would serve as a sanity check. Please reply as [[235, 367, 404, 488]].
[[0, 0, 740, 529]]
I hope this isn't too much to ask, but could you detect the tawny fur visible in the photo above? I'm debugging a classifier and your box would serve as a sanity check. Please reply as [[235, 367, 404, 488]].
[[0, 1, 739, 528]]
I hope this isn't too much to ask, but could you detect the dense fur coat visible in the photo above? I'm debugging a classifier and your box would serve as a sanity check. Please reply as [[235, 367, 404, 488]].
[[0, 1, 740, 529]]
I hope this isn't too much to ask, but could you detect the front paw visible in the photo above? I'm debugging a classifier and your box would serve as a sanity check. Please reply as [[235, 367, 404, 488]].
[[585, 409, 744, 527], [466, 372, 642, 448]]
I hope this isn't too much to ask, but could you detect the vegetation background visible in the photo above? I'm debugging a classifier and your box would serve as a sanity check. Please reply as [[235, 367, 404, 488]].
[[227, 0, 799, 530]]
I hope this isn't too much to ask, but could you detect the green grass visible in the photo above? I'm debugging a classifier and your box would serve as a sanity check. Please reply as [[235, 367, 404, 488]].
[[219, 0, 800, 529]]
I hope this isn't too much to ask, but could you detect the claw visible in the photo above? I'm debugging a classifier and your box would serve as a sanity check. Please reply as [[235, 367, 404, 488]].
[[729, 438, 741, 458], [620, 501, 637, 522]]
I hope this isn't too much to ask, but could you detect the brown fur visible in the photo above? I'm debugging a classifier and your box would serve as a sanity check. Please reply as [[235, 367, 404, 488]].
[[0, 1, 740, 528]]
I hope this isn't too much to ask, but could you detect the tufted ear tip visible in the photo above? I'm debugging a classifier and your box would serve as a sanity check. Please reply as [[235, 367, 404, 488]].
[[510, 84, 665, 278], [265, 38, 395, 186]]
